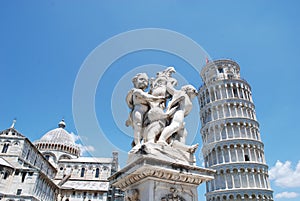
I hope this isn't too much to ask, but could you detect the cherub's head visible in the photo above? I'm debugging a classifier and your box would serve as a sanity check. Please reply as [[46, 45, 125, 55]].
[[132, 73, 149, 90], [181, 85, 198, 99]]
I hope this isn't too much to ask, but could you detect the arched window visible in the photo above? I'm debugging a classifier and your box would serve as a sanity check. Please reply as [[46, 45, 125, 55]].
[[1, 144, 9, 153], [59, 155, 71, 160], [3, 171, 9, 179], [80, 168, 85, 177], [21, 172, 27, 183], [26, 150, 31, 160], [95, 168, 100, 178], [233, 87, 238, 98]]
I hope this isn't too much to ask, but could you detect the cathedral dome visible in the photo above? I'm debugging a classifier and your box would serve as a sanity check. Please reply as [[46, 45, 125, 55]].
[[34, 120, 80, 159], [40, 128, 75, 145], [39, 120, 75, 145]]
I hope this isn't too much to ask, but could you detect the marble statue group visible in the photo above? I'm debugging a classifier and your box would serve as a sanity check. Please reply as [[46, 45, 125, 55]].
[[126, 67, 198, 153], [110, 66, 216, 201]]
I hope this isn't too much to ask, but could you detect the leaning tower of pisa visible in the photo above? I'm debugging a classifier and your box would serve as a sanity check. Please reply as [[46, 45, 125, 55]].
[[198, 59, 273, 201]]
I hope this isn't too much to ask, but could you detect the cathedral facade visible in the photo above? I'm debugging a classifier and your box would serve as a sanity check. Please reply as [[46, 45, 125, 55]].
[[0, 120, 122, 201]]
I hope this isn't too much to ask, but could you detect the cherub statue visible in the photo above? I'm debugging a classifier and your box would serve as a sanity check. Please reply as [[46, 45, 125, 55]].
[[143, 67, 178, 143], [126, 67, 198, 154], [157, 84, 199, 153], [126, 73, 164, 146]]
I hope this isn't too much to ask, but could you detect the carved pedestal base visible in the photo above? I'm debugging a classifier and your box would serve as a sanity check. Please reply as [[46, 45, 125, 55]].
[[127, 142, 196, 166], [109, 155, 215, 201]]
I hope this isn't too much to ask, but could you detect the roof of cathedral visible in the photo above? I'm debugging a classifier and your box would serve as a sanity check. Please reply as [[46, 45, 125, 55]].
[[0, 157, 14, 169], [0, 119, 25, 138], [59, 156, 113, 164], [57, 180, 109, 191], [37, 120, 76, 146], [0, 127, 25, 138]]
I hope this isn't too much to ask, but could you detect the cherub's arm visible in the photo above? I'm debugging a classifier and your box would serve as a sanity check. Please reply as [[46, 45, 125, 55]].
[[126, 89, 134, 109], [135, 89, 164, 101], [166, 81, 176, 95], [166, 96, 185, 112]]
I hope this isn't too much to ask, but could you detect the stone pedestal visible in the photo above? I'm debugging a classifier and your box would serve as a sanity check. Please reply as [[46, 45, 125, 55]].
[[109, 143, 215, 201]]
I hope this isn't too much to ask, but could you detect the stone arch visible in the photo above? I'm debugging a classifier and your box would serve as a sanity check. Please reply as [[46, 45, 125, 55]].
[[228, 144, 236, 162], [229, 194, 234, 200], [217, 146, 222, 163], [210, 87, 215, 101], [59, 154, 71, 160], [43, 152, 56, 163], [223, 145, 230, 163], [236, 194, 242, 201], [211, 148, 217, 165]]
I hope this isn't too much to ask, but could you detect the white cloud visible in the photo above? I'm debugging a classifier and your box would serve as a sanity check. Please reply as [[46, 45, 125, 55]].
[[69, 132, 95, 155], [269, 160, 300, 187], [78, 144, 95, 155], [275, 192, 299, 199], [70, 132, 81, 142]]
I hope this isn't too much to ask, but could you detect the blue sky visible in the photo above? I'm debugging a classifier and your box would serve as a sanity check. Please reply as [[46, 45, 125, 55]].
[[1, 1, 300, 200]]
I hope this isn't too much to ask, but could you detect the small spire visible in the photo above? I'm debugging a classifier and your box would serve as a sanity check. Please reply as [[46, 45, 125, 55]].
[[10, 118, 16, 129], [58, 119, 66, 128]]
